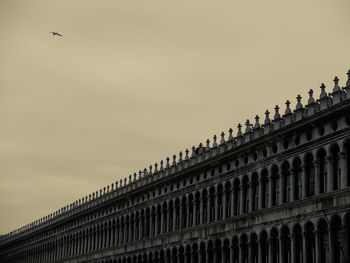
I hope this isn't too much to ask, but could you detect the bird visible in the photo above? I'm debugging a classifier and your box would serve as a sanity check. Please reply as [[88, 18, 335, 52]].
[[50, 32, 63, 37]]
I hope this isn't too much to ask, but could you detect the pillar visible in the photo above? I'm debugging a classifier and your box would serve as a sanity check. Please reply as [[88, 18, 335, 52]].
[[314, 161, 320, 195], [301, 165, 307, 199], [326, 157, 333, 192], [290, 234, 295, 263], [340, 151, 347, 189]]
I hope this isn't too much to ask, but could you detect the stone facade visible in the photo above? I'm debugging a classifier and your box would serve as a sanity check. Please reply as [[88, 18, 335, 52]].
[[1, 71, 350, 263]]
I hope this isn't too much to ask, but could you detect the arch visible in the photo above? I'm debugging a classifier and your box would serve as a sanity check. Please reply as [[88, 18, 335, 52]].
[[250, 233, 258, 263], [330, 214, 342, 263], [241, 175, 250, 213], [280, 225, 291, 263], [317, 218, 330, 263], [304, 153, 315, 197], [240, 234, 248, 263], [209, 186, 216, 222], [216, 183, 224, 220], [271, 165, 280, 206], [233, 178, 241, 215], [304, 221, 316, 263], [330, 143, 341, 190]]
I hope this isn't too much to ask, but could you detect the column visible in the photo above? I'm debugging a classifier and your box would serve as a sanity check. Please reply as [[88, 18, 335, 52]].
[[179, 203, 183, 229], [268, 238, 273, 263], [160, 208, 164, 234], [290, 234, 295, 263], [258, 240, 262, 263], [199, 198, 203, 224], [230, 244, 234, 263], [269, 177, 273, 207], [280, 170, 284, 204], [291, 169, 296, 201], [315, 161, 320, 195], [301, 165, 307, 199], [155, 210, 158, 236], [134, 217, 138, 241], [339, 151, 347, 189], [139, 216, 142, 239], [187, 199, 191, 227], [231, 189, 235, 216], [259, 179, 264, 210], [315, 231, 320, 263], [302, 232, 307, 263], [223, 191, 227, 219], [240, 186, 244, 214], [207, 196, 210, 222], [248, 242, 252, 263], [194, 199, 198, 225], [173, 204, 176, 231], [280, 236, 284, 263], [326, 156, 333, 192]]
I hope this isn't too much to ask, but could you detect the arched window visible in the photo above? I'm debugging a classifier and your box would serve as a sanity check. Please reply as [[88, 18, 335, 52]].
[[201, 190, 208, 223], [168, 201, 173, 232], [181, 196, 187, 228], [305, 154, 315, 197], [188, 194, 194, 227], [195, 192, 201, 224]]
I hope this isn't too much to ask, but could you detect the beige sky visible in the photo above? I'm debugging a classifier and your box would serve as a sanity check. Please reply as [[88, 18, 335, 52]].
[[0, 0, 349, 234]]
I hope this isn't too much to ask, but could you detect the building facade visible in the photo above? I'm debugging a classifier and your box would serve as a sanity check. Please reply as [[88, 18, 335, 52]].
[[1, 71, 350, 263]]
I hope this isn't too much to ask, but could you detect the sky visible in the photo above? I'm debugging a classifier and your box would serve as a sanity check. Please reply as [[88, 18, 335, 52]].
[[0, 0, 349, 234]]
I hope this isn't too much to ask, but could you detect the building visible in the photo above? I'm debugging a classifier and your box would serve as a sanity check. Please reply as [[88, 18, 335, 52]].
[[1, 70, 350, 263]]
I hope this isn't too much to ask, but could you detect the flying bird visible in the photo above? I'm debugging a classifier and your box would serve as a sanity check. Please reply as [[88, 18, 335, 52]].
[[50, 32, 63, 37]]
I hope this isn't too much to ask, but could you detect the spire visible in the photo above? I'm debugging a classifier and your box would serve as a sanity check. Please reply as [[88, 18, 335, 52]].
[[319, 83, 327, 98], [274, 105, 280, 120], [191, 146, 196, 157], [154, 163, 158, 173], [295, 95, 303, 109], [185, 149, 189, 160], [160, 160, 164, 171], [264, 110, 270, 125], [237, 123, 242, 136], [254, 115, 260, 129], [149, 165, 153, 175], [333, 76, 340, 92], [308, 89, 315, 104]]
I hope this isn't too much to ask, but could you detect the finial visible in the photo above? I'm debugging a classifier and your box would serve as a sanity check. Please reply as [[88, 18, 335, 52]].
[[103, 187, 106, 194], [185, 149, 189, 160], [245, 120, 251, 132], [143, 168, 147, 176], [274, 105, 280, 120], [179, 151, 183, 162], [166, 157, 170, 168], [149, 165, 152, 175], [212, 135, 217, 147], [254, 115, 260, 128], [154, 163, 158, 173], [115, 181, 118, 188], [124, 177, 127, 185], [319, 83, 327, 98], [119, 179, 123, 187], [128, 174, 132, 183], [191, 146, 196, 157], [160, 160, 164, 171], [264, 110, 270, 125], [111, 183, 114, 191], [206, 139, 210, 150], [172, 155, 176, 166], [133, 172, 137, 181], [228, 128, 233, 140], [237, 123, 242, 136], [295, 95, 302, 109], [333, 76, 340, 92], [138, 170, 142, 179], [220, 132, 225, 144], [285, 100, 291, 114], [346, 70, 350, 87], [308, 89, 315, 104]]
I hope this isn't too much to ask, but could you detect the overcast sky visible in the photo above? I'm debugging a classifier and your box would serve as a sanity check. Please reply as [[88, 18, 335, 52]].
[[0, 0, 349, 234]]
